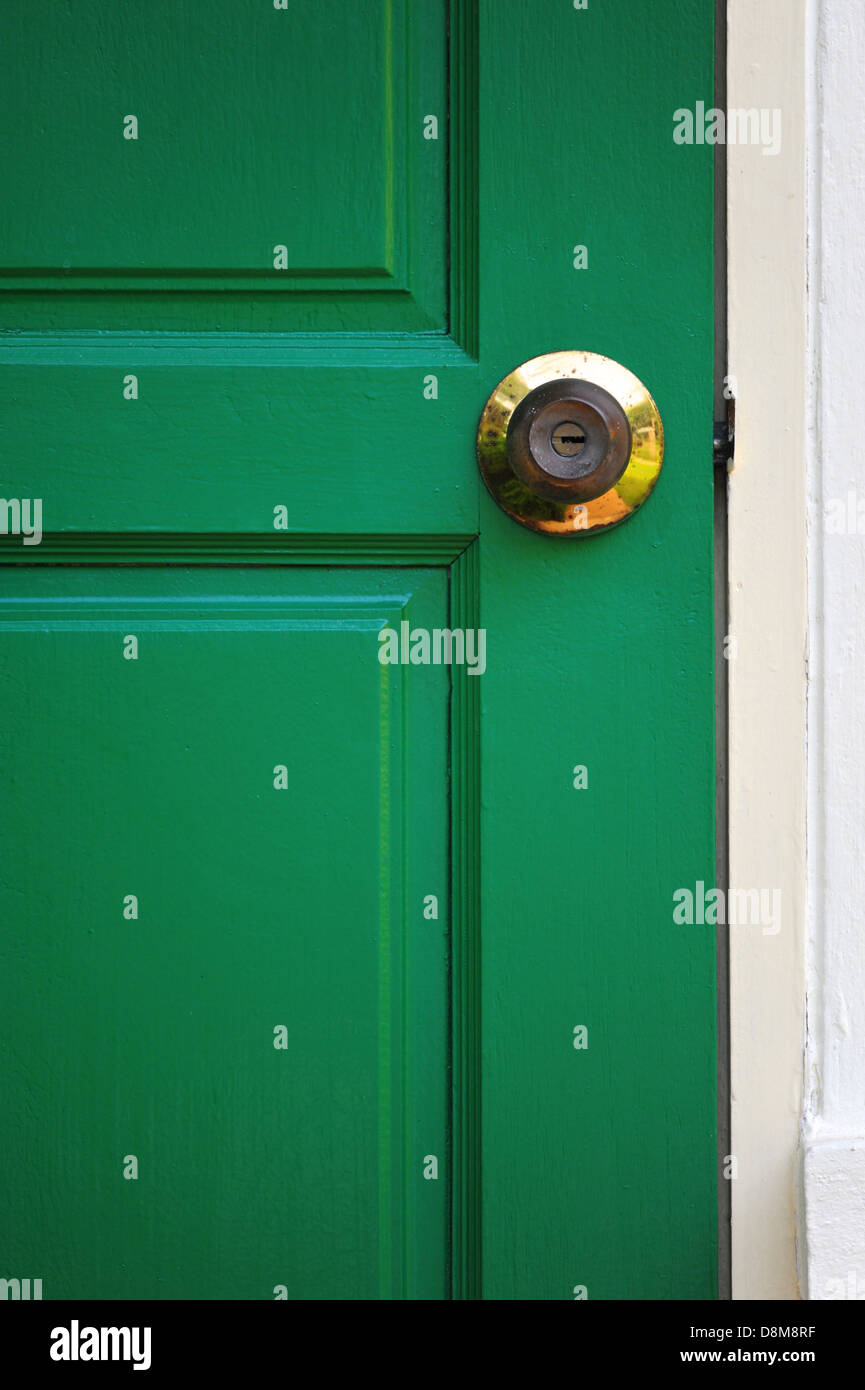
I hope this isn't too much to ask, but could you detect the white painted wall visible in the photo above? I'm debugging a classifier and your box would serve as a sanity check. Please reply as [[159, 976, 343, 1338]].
[[800, 0, 865, 1302]]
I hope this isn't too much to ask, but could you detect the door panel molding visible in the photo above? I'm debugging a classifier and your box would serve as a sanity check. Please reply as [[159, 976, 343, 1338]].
[[449, 539, 481, 1298], [0, 533, 477, 567]]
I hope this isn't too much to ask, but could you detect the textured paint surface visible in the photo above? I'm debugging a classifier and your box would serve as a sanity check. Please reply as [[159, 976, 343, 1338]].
[[0, 0, 448, 330], [474, 0, 716, 1300], [0, 570, 449, 1299], [802, 0, 865, 1303], [0, 0, 715, 1299]]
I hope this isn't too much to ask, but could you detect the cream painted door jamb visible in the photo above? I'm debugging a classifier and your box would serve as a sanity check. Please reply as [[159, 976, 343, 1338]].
[[726, 0, 808, 1301]]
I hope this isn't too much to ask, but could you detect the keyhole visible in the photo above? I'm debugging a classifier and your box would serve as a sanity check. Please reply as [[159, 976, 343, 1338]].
[[551, 421, 586, 457]]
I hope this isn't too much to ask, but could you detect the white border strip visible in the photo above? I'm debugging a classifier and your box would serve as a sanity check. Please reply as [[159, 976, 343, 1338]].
[[801, 0, 865, 1302], [727, 0, 808, 1300]]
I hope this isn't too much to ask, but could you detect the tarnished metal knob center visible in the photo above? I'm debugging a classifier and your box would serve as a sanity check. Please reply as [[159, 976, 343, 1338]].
[[506, 377, 632, 504], [550, 422, 587, 457]]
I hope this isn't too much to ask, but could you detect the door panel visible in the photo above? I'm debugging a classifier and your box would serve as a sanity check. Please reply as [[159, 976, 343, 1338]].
[[0, 567, 450, 1299], [1, 0, 448, 330], [0, 0, 716, 1300]]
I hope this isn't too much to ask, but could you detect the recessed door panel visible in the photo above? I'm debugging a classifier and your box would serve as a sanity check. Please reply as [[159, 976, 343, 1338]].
[[0, 567, 449, 1299]]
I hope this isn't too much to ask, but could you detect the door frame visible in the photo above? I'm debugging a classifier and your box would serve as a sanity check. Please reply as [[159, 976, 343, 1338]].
[[726, 0, 808, 1300]]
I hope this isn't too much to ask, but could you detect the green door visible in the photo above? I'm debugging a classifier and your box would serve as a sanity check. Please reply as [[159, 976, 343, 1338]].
[[0, 0, 716, 1300]]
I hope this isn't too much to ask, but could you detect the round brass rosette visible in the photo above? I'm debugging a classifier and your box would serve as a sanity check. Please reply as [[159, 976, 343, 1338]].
[[476, 351, 664, 537]]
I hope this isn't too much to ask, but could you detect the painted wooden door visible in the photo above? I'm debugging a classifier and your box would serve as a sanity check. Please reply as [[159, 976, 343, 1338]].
[[0, 1, 716, 1300]]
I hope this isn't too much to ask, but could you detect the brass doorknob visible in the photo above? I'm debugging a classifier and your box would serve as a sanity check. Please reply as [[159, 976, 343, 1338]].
[[476, 352, 664, 536]]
